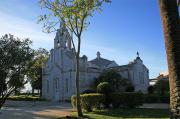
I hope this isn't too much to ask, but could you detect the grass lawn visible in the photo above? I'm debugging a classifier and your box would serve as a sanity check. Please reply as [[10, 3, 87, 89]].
[[58, 108, 169, 119]]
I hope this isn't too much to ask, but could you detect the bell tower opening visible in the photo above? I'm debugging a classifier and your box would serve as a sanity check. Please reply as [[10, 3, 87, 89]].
[[54, 21, 72, 49]]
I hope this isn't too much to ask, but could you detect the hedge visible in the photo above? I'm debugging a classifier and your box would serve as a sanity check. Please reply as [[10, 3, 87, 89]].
[[111, 92, 144, 108], [7, 95, 44, 101], [71, 93, 105, 112], [71, 95, 77, 108], [144, 94, 170, 103]]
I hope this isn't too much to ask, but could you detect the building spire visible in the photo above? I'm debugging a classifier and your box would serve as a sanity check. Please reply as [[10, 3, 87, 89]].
[[137, 51, 139, 57], [97, 51, 101, 59]]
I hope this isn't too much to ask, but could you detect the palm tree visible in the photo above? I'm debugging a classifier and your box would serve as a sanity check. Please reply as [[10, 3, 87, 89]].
[[158, 0, 180, 118]]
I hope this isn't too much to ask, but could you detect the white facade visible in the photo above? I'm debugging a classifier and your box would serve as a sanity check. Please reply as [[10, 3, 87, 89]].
[[42, 25, 149, 101]]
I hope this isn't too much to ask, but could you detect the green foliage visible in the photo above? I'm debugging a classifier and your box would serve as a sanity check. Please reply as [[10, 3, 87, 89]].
[[144, 94, 170, 103], [154, 80, 169, 96], [125, 84, 135, 92], [27, 48, 49, 94], [0, 70, 7, 94], [75, 108, 169, 119], [97, 82, 112, 94], [71, 95, 77, 108], [82, 90, 96, 94], [71, 94, 105, 112], [81, 93, 105, 112], [147, 85, 154, 94], [97, 82, 112, 108], [38, 0, 111, 34], [0, 34, 34, 108], [111, 92, 144, 108], [95, 69, 132, 92], [7, 95, 44, 101]]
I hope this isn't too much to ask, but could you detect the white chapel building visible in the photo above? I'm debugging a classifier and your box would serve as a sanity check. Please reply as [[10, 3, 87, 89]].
[[42, 25, 149, 101]]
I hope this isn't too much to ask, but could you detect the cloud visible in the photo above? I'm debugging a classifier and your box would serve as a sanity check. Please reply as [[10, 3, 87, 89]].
[[0, 11, 54, 50]]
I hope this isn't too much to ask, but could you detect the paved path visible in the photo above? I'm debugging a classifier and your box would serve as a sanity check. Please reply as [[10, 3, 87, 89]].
[[0, 101, 74, 119], [0, 101, 169, 119], [140, 103, 169, 109]]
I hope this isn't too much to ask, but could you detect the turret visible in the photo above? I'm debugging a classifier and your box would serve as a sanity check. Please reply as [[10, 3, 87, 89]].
[[134, 52, 143, 63], [97, 51, 101, 59], [54, 21, 72, 49]]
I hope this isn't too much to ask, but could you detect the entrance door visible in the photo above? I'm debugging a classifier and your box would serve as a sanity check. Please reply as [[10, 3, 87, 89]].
[[53, 78, 59, 101]]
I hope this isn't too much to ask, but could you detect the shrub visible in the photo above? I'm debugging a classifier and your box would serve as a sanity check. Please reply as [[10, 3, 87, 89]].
[[97, 82, 112, 94], [125, 85, 135, 92], [81, 93, 105, 112], [95, 69, 131, 92], [147, 86, 154, 94], [160, 96, 170, 103], [71, 95, 77, 108], [7, 95, 44, 101], [154, 80, 169, 96], [144, 94, 169, 103], [71, 93, 105, 112], [111, 92, 144, 108], [144, 94, 159, 103], [82, 90, 96, 94], [97, 82, 112, 108]]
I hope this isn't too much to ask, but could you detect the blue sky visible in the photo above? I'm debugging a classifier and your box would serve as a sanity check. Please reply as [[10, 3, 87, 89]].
[[0, 0, 168, 78]]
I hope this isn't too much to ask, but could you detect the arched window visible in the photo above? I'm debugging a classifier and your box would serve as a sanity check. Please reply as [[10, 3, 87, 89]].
[[66, 78, 68, 92], [51, 53, 53, 62], [47, 80, 49, 94], [56, 79, 59, 92]]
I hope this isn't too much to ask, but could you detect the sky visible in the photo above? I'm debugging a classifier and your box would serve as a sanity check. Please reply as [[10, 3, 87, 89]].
[[0, 0, 168, 78]]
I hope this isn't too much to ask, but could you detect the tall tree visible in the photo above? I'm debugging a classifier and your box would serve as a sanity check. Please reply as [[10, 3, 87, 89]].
[[0, 34, 34, 109], [28, 48, 49, 96], [154, 80, 169, 96], [158, 0, 180, 118], [38, 0, 110, 117]]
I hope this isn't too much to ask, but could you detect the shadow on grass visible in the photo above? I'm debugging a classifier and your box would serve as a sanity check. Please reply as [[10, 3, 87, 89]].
[[57, 115, 92, 119], [58, 108, 169, 119], [89, 108, 169, 118]]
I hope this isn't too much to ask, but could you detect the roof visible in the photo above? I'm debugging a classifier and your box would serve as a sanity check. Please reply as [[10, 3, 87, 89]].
[[110, 64, 130, 71], [89, 57, 114, 67]]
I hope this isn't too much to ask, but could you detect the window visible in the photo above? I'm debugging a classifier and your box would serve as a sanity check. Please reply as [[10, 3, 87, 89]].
[[133, 72, 135, 80], [47, 80, 49, 94], [141, 72, 144, 84], [139, 72, 141, 83], [54, 52, 55, 63], [51, 52, 53, 62], [66, 78, 68, 92], [138, 72, 144, 84], [55, 79, 59, 92]]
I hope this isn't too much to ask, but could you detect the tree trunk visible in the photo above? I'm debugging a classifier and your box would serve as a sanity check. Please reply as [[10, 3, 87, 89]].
[[15, 87, 18, 95], [0, 100, 3, 109], [0, 97, 7, 110], [32, 88, 34, 96], [158, 0, 180, 118], [75, 35, 83, 117], [40, 89, 42, 97], [0, 89, 15, 110]]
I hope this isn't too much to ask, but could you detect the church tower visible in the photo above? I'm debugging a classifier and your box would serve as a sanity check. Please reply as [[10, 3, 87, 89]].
[[134, 52, 143, 63], [54, 21, 72, 49]]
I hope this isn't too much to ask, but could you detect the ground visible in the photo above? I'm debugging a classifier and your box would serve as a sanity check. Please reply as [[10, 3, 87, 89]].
[[0, 101, 169, 119], [0, 101, 74, 119]]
